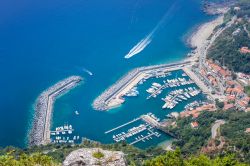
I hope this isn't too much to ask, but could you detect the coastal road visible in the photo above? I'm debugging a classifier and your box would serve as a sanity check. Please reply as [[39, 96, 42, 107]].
[[211, 120, 225, 139]]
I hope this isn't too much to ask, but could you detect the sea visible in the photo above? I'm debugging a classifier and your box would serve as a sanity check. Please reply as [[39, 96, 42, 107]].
[[0, 0, 212, 148]]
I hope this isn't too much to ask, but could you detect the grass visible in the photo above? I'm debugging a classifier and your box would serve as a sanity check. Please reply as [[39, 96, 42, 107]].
[[244, 86, 250, 97], [92, 150, 104, 159]]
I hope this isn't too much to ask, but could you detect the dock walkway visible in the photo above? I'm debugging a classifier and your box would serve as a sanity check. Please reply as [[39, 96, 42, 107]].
[[130, 133, 155, 145], [105, 117, 141, 134]]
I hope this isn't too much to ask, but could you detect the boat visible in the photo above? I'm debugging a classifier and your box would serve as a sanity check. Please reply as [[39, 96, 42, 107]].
[[166, 114, 172, 118], [152, 82, 161, 88], [83, 68, 93, 76], [146, 88, 155, 93], [75, 111, 79, 115], [162, 102, 169, 109]]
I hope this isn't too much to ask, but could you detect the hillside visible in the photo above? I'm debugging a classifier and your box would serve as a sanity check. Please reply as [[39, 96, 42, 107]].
[[167, 110, 250, 164], [0, 144, 249, 166], [207, 0, 250, 74]]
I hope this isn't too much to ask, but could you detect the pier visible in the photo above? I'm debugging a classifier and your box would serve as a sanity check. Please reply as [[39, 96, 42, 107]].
[[104, 117, 141, 134], [147, 85, 165, 99], [141, 115, 161, 128], [30, 76, 83, 146], [105, 112, 176, 145], [93, 61, 191, 111], [129, 129, 158, 145]]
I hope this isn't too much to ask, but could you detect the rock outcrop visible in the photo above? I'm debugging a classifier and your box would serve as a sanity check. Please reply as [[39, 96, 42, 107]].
[[63, 148, 126, 166]]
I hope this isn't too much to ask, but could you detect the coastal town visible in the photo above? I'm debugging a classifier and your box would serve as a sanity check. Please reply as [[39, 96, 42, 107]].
[[28, 3, 250, 148], [100, 7, 248, 111], [28, 0, 250, 156], [91, 3, 250, 148], [2, 0, 250, 165]]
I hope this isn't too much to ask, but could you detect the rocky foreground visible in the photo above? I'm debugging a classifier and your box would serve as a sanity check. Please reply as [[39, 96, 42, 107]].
[[63, 148, 126, 166]]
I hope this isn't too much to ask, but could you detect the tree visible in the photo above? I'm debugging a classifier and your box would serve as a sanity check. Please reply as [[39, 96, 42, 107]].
[[0, 152, 59, 166], [215, 99, 224, 109]]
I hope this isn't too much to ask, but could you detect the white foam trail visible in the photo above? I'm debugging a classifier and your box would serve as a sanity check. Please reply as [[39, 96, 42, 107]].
[[83, 68, 93, 76], [124, 3, 177, 59], [125, 34, 152, 59]]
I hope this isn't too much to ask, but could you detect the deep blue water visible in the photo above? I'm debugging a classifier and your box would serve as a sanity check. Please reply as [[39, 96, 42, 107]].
[[0, 0, 211, 148]]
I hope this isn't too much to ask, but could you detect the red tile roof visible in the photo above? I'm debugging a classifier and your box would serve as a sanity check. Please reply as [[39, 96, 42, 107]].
[[245, 128, 250, 133], [191, 121, 199, 128], [224, 103, 234, 110]]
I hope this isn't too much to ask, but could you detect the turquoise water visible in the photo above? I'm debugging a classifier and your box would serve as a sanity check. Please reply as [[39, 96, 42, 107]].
[[53, 70, 206, 148], [0, 0, 211, 148]]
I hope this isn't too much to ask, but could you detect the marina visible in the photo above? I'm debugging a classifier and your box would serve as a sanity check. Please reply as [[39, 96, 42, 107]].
[[105, 113, 165, 146], [161, 87, 201, 109], [50, 69, 207, 147], [50, 124, 81, 144], [93, 61, 191, 111], [146, 77, 195, 100], [98, 69, 207, 147]]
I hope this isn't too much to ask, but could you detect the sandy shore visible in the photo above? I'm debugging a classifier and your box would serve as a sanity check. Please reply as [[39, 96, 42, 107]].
[[187, 15, 224, 62]]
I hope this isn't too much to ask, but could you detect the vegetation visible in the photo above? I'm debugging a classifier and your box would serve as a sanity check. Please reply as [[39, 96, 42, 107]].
[[1, 110, 249, 165], [244, 86, 250, 97], [144, 149, 247, 166], [168, 111, 217, 155], [0, 140, 166, 166], [207, 23, 250, 74], [168, 110, 250, 164], [207, 0, 250, 74], [92, 150, 104, 159], [216, 99, 225, 109], [0, 143, 248, 166], [235, 0, 250, 18], [0, 151, 59, 166]]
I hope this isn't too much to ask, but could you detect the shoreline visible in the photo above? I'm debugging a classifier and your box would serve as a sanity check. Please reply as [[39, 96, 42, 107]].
[[93, 15, 225, 112], [185, 15, 224, 63], [29, 76, 83, 146], [29, 11, 226, 148]]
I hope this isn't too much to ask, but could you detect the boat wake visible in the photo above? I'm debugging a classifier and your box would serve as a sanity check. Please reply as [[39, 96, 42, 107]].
[[83, 68, 93, 76], [124, 3, 177, 59], [125, 33, 153, 59]]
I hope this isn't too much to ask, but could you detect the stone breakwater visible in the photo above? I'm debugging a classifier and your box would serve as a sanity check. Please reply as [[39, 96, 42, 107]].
[[29, 76, 83, 146], [93, 61, 190, 111]]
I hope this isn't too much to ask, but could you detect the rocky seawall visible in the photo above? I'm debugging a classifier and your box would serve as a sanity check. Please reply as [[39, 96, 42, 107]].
[[29, 76, 83, 146]]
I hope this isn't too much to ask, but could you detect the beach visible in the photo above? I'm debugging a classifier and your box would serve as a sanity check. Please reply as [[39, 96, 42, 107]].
[[187, 15, 224, 62]]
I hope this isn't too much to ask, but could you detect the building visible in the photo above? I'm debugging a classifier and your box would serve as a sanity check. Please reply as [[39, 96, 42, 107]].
[[223, 102, 234, 110], [240, 47, 250, 54], [180, 104, 215, 118], [191, 121, 199, 128], [245, 128, 250, 133], [237, 72, 250, 86]]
